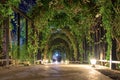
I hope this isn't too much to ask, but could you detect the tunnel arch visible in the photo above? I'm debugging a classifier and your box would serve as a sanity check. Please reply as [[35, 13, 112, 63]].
[[48, 39, 72, 61], [49, 34, 72, 52], [43, 28, 79, 61]]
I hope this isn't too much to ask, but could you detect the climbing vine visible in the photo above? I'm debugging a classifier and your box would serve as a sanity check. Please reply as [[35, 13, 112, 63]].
[[100, 0, 112, 60], [26, 0, 98, 61], [1, 0, 119, 64], [0, 0, 20, 61]]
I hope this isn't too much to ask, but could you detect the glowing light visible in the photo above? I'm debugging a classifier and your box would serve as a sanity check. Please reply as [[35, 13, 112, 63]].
[[45, 60, 48, 63], [95, 13, 101, 18], [42, 59, 48, 64], [90, 59, 96, 67], [65, 60, 69, 64], [56, 53, 58, 56]]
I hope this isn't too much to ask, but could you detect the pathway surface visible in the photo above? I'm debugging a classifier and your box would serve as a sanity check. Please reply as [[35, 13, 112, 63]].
[[0, 64, 112, 80]]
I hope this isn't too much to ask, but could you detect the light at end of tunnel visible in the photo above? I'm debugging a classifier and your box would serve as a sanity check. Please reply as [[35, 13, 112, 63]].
[[90, 59, 96, 67]]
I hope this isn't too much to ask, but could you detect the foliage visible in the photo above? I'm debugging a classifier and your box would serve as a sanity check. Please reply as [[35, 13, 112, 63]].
[[0, 1, 20, 65], [100, 0, 112, 60], [1, 0, 120, 63], [0, 0, 20, 24], [26, 0, 97, 61], [10, 44, 18, 60], [19, 44, 28, 61], [112, 0, 120, 39], [27, 29, 39, 63]]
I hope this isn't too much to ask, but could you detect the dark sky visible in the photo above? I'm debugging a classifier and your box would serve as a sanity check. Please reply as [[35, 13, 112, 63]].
[[19, 0, 36, 13]]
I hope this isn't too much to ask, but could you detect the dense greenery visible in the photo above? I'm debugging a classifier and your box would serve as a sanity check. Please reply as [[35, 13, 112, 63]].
[[0, 0, 20, 24], [100, 0, 112, 60], [27, 0, 95, 61], [0, 0, 120, 64], [28, 0, 120, 61]]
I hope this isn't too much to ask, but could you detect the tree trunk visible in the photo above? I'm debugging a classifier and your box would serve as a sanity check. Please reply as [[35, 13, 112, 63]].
[[3, 17, 10, 67], [112, 38, 117, 69], [17, 13, 20, 59]]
